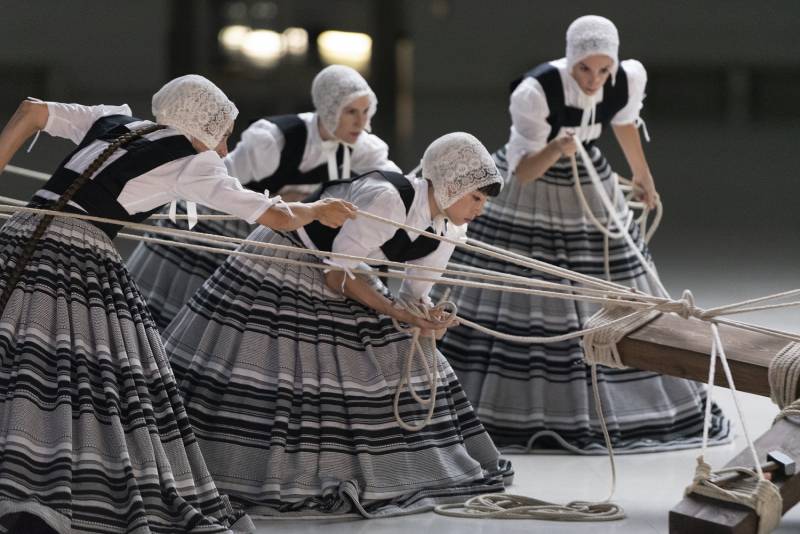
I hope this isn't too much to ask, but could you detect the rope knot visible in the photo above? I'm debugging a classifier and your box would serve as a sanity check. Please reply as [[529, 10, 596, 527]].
[[659, 289, 710, 320]]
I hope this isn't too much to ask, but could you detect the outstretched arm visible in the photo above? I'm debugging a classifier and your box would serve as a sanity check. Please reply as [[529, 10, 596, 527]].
[[612, 123, 658, 209], [0, 100, 49, 171], [255, 197, 357, 231]]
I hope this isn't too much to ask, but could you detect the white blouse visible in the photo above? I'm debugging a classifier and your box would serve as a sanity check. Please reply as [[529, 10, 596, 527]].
[[37, 102, 277, 224], [505, 58, 648, 173], [223, 112, 401, 185], [296, 173, 462, 301]]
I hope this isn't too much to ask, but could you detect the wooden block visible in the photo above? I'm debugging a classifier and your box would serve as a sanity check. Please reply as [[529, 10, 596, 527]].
[[668, 417, 800, 533]]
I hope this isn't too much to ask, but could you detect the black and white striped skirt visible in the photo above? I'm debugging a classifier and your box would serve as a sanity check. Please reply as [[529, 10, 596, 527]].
[[431, 145, 730, 453], [162, 227, 511, 518], [126, 201, 254, 330], [0, 211, 252, 533]]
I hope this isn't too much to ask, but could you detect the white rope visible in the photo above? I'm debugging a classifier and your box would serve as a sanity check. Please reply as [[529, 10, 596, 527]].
[[572, 145, 670, 297], [769, 342, 800, 418], [390, 295, 456, 432], [683, 324, 783, 534], [1, 179, 799, 526], [3, 164, 49, 181]]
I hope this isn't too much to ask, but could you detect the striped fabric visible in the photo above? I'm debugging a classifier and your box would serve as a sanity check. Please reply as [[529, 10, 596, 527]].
[[127, 201, 254, 330], [162, 228, 511, 518], [431, 146, 730, 453], [0, 212, 252, 533]]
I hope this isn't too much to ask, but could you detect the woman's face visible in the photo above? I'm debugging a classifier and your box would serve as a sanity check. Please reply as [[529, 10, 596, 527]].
[[444, 189, 489, 226], [190, 125, 233, 158], [213, 126, 233, 157], [333, 95, 371, 144], [571, 54, 614, 95]]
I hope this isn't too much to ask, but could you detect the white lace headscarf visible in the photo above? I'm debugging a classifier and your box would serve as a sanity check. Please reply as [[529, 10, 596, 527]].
[[151, 74, 238, 149], [311, 65, 377, 140], [422, 132, 503, 211], [566, 15, 620, 84]]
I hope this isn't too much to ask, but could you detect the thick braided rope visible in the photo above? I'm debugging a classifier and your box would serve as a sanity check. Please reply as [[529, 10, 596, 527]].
[[0, 124, 164, 313], [769, 342, 800, 420]]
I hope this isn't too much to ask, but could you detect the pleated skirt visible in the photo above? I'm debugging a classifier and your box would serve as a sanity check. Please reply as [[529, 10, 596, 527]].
[[0, 211, 253, 533], [432, 146, 730, 453]]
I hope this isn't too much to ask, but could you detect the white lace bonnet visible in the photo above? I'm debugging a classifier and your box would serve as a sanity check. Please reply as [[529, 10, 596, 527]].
[[151, 74, 239, 149], [566, 15, 620, 83], [311, 65, 377, 138], [421, 132, 503, 210]]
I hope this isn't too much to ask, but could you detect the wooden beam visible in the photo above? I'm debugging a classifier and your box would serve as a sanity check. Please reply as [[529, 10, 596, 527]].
[[617, 313, 795, 398], [669, 416, 800, 533], [613, 312, 800, 533]]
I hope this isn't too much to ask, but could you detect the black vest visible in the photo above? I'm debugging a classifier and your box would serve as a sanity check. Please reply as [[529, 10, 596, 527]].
[[510, 62, 629, 142], [302, 171, 441, 263], [244, 114, 346, 193], [39, 114, 196, 238]]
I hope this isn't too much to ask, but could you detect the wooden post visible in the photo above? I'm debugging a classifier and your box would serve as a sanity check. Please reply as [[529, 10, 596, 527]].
[[614, 312, 800, 533]]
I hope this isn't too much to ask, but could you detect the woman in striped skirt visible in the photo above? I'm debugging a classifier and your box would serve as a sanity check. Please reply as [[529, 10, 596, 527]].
[[127, 65, 399, 330], [0, 75, 354, 533], [162, 132, 512, 518], [432, 15, 730, 452]]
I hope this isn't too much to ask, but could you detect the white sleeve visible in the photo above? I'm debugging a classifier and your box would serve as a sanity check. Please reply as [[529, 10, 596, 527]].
[[223, 119, 285, 186], [330, 188, 406, 270], [350, 133, 402, 174], [505, 77, 552, 174], [175, 151, 277, 223], [398, 223, 462, 302], [43, 102, 132, 144], [611, 60, 648, 125]]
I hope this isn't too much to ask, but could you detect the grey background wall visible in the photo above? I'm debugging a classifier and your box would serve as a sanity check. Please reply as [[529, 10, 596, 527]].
[[1, 0, 798, 303]]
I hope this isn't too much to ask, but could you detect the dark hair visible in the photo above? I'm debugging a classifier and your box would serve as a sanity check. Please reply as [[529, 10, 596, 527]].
[[478, 181, 502, 198]]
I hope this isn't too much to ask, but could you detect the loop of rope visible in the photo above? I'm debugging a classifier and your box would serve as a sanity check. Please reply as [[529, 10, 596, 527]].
[[434, 493, 625, 521], [390, 294, 457, 432]]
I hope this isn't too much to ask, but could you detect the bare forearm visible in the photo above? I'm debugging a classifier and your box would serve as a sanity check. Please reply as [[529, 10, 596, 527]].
[[0, 100, 49, 170], [325, 271, 395, 316], [612, 123, 651, 177], [255, 202, 316, 231], [514, 140, 567, 184]]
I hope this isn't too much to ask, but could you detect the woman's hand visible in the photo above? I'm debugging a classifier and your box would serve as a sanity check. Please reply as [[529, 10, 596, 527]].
[[311, 198, 358, 228], [394, 306, 458, 338], [553, 131, 577, 158], [632, 173, 659, 210]]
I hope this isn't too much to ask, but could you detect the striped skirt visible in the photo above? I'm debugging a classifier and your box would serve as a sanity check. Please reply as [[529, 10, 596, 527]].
[[162, 228, 511, 518], [0, 212, 253, 533], [431, 145, 730, 453], [126, 201, 254, 330]]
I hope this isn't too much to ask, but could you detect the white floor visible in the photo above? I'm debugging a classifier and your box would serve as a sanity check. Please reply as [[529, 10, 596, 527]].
[[250, 390, 800, 534], [252, 250, 800, 534]]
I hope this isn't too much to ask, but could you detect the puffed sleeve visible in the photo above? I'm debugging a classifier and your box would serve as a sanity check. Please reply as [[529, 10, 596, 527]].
[[43, 102, 132, 144], [611, 59, 648, 125], [330, 187, 407, 270], [174, 150, 278, 223], [505, 77, 552, 174], [398, 223, 464, 302], [223, 119, 285, 185], [350, 133, 402, 174]]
